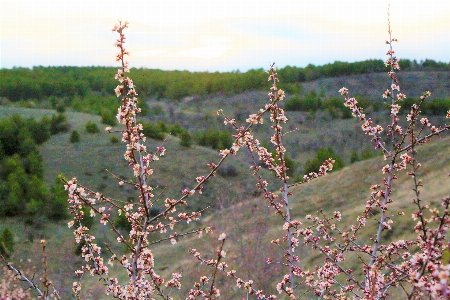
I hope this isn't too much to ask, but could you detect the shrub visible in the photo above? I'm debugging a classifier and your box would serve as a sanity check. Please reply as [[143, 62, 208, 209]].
[[167, 123, 185, 137], [70, 130, 80, 143], [46, 176, 70, 221], [0, 228, 14, 258], [217, 164, 239, 177], [101, 109, 117, 126], [179, 131, 192, 147], [141, 122, 166, 140], [113, 213, 132, 232], [303, 147, 344, 175], [350, 150, 360, 163], [284, 95, 303, 111], [26, 116, 51, 145], [50, 113, 70, 134], [284, 91, 322, 112], [85, 121, 100, 133], [110, 136, 119, 143], [196, 129, 233, 149]]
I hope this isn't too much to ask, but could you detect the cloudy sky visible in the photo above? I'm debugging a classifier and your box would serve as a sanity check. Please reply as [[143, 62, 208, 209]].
[[1, 0, 449, 72]]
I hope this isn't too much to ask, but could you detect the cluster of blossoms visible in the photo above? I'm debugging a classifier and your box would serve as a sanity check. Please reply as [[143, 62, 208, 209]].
[[61, 21, 240, 299], [0, 265, 32, 299], [233, 10, 450, 299]]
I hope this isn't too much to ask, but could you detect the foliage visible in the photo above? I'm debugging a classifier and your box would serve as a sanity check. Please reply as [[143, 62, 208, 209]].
[[0, 115, 49, 156], [113, 213, 132, 232], [285, 90, 321, 112], [216, 164, 239, 177], [50, 113, 70, 134], [85, 121, 100, 134], [0, 228, 14, 258], [179, 130, 192, 147], [26, 116, 51, 145], [285, 93, 381, 119], [140, 121, 191, 142], [46, 176, 70, 221], [196, 129, 233, 149], [303, 146, 344, 175], [350, 150, 360, 163], [110, 136, 119, 143], [101, 109, 117, 126], [70, 130, 81, 143], [1, 60, 449, 105], [141, 122, 166, 140], [0, 115, 69, 220]]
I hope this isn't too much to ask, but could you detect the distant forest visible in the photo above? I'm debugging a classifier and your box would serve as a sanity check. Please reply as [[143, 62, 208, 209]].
[[1, 59, 449, 102]]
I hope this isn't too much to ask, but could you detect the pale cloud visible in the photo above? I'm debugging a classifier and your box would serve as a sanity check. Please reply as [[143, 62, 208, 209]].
[[1, 0, 449, 71], [176, 45, 231, 60]]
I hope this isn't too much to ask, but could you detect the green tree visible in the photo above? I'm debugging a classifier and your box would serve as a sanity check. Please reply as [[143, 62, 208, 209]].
[[26, 116, 51, 145], [85, 121, 100, 133], [70, 130, 81, 143], [180, 131, 192, 147], [350, 150, 360, 163], [2, 161, 29, 216], [110, 136, 119, 143], [46, 177, 69, 221], [284, 155, 297, 178], [23, 150, 44, 179], [361, 148, 375, 160], [101, 109, 117, 126], [0, 115, 26, 156], [196, 129, 232, 150], [50, 113, 70, 134], [0, 153, 48, 217], [0, 228, 14, 258], [304, 147, 344, 175], [142, 122, 166, 140], [285, 90, 322, 112]]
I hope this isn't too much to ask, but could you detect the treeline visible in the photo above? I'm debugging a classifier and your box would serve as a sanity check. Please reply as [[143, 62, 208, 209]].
[[285, 90, 450, 118], [0, 115, 68, 221], [1, 59, 449, 102], [284, 91, 378, 118], [279, 58, 450, 83], [140, 120, 233, 150]]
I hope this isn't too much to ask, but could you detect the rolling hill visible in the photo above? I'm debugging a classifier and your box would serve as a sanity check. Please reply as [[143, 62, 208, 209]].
[[0, 69, 449, 298]]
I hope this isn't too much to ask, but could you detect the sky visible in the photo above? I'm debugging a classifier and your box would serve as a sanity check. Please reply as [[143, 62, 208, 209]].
[[1, 0, 450, 72]]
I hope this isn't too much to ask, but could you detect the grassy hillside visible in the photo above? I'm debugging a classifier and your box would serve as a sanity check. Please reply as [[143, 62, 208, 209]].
[[2, 116, 450, 299], [140, 70, 450, 172], [0, 68, 449, 298], [147, 135, 450, 298], [0, 106, 264, 212], [300, 71, 450, 100]]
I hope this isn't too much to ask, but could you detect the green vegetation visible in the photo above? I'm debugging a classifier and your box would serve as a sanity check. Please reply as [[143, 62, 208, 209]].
[[196, 129, 233, 150], [179, 131, 192, 147], [70, 130, 81, 143], [285, 90, 322, 112], [1, 62, 449, 298], [0, 228, 14, 258], [285, 92, 371, 119], [303, 147, 344, 175], [141, 122, 167, 140], [50, 113, 70, 134], [85, 121, 100, 133], [101, 109, 117, 126], [0, 115, 68, 220], [400, 97, 450, 116], [1, 59, 449, 105], [110, 136, 119, 144]]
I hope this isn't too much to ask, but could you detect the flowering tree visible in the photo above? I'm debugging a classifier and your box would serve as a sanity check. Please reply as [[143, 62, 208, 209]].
[[2, 9, 450, 300]]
